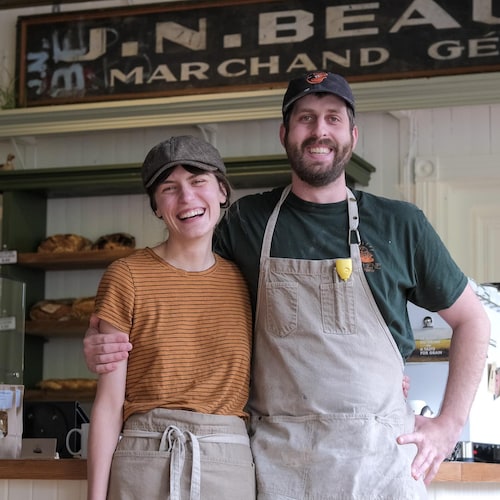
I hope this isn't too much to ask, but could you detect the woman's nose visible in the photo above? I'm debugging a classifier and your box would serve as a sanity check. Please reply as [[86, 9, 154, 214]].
[[179, 185, 195, 201]]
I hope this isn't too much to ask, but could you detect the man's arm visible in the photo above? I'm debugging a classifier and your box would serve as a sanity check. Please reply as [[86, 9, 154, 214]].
[[83, 314, 132, 374], [397, 283, 490, 484]]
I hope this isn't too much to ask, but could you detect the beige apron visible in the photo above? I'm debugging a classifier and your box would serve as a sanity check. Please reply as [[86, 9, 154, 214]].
[[108, 408, 255, 500], [249, 186, 427, 500]]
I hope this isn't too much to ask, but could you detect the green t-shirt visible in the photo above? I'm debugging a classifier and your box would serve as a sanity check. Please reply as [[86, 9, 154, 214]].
[[214, 186, 467, 360]]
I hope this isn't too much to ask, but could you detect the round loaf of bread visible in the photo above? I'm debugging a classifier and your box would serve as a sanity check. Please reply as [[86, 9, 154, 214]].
[[37, 234, 92, 253], [92, 232, 136, 250]]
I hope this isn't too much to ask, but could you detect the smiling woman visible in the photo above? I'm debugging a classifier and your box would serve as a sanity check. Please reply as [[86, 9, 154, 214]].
[[147, 166, 228, 270], [86, 135, 255, 500]]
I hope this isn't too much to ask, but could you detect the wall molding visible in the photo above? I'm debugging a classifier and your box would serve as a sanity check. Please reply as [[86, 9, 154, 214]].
[[1, 72, 500, 139]]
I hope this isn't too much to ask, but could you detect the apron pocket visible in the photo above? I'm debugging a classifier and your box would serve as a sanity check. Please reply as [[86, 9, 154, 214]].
[[108, 451, 170, 500], [320, 278, 356, 335], [110, 444, 255, 500], [266, 281, 298, 337]]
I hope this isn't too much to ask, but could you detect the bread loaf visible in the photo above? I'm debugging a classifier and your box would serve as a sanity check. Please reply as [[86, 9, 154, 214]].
[[30, 296, 96, 321], [37, 378, 97, 391], [71, 296, 95, 319], [92, 232, 136, 250], [37, 234, 92, 253], [29, 299, 73, 321]]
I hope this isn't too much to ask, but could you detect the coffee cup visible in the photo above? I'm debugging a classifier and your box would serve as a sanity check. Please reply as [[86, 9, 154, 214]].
[[65, 422, 89, 459], [408, 399, 427, 415]]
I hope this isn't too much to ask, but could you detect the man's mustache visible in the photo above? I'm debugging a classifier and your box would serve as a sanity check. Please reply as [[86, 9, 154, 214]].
[[302, 137, 338, 150]]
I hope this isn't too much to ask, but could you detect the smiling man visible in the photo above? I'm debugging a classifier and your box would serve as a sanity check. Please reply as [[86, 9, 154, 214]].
[[213, 71, 490, 499]]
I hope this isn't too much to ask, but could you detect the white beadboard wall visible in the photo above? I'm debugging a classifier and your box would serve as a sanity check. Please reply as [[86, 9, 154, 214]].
[[428, 484, 500, 499], [1, 479, 500, 500], [2, 105, 500, 379], [410, 104, 500, 282], [0, 479, 87, 500]]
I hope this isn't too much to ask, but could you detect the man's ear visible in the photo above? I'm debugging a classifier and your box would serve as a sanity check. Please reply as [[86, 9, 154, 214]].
[[279, 122, 286, 147], [352, 125, 359, 149]]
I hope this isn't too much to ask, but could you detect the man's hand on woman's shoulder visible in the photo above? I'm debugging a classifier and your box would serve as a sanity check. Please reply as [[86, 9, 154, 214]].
[[83, 314, 132, 374]]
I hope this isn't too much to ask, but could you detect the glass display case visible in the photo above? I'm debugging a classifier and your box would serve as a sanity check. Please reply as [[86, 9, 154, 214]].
[[0, 276, 25, 384]]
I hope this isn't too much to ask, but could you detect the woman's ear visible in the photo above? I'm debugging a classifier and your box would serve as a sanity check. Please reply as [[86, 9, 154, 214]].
[[219, 182, 228, 206]]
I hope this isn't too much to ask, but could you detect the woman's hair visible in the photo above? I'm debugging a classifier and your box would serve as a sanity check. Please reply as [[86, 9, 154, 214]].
[[146, 164, 232, 213]]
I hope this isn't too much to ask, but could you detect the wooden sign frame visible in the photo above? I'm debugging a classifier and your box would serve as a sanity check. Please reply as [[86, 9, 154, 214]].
[[16, 0, 500, 107]]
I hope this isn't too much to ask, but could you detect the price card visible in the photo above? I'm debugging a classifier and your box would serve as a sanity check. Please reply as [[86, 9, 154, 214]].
[[0, 317, 16, 331], [0, 250, 17, 264]]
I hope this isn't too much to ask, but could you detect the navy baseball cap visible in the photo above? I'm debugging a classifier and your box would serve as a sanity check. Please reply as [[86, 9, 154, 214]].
[[142, 135, 226, 188], [282, 71, 356, 120]]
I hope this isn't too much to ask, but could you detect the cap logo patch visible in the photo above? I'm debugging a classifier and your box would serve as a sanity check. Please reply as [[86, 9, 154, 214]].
[[306, 71, 329, 85]]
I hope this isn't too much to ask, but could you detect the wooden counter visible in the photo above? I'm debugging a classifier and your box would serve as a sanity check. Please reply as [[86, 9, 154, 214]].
[[434, 462, 500, 482], [0, 459, 499, 482], [0, 459, 86, 480]]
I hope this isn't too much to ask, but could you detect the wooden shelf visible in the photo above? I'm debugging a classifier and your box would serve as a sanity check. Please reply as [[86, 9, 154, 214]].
[[17, 248, 135, 270], [24, 388, 96, 402], [25, 319, 88, 338], [0, 154, 373, 196]]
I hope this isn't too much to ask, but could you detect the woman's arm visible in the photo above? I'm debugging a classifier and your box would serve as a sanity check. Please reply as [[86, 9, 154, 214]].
[[87, 319, 128, 500]]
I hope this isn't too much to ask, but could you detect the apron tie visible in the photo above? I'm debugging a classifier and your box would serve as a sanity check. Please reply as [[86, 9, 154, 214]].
[[161, 425, 196, 500], [122, 426, 249, 500]]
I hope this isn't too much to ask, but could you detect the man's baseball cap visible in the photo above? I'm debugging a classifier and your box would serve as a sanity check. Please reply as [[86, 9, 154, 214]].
[[142, 135, 226, 188], [282, 71, 355, 119]]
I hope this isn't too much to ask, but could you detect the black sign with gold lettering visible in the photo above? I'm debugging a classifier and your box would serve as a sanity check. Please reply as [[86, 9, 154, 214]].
[[16, 0, 500, 107]]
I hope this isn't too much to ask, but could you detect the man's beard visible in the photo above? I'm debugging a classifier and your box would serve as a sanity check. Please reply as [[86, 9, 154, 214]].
[[285, 136, 354, 187]]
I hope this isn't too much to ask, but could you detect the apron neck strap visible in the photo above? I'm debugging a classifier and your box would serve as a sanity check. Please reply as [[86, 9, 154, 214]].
[[346, 188, 361, 250], [259, 185, 291, 261], [259, 186, 361, 262]]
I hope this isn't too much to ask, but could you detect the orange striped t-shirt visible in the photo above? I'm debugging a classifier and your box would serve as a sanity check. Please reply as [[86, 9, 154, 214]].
[[94, 248, 252, 421]]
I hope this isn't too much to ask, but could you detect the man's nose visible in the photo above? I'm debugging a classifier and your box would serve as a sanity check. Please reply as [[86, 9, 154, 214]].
[[313, 118, 329, 137]]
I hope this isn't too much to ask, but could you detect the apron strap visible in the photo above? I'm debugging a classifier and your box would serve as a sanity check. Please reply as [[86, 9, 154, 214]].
[[346, 188, 362, 266], [259, 185, 291, 262], [259, 185, 361, 263]]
